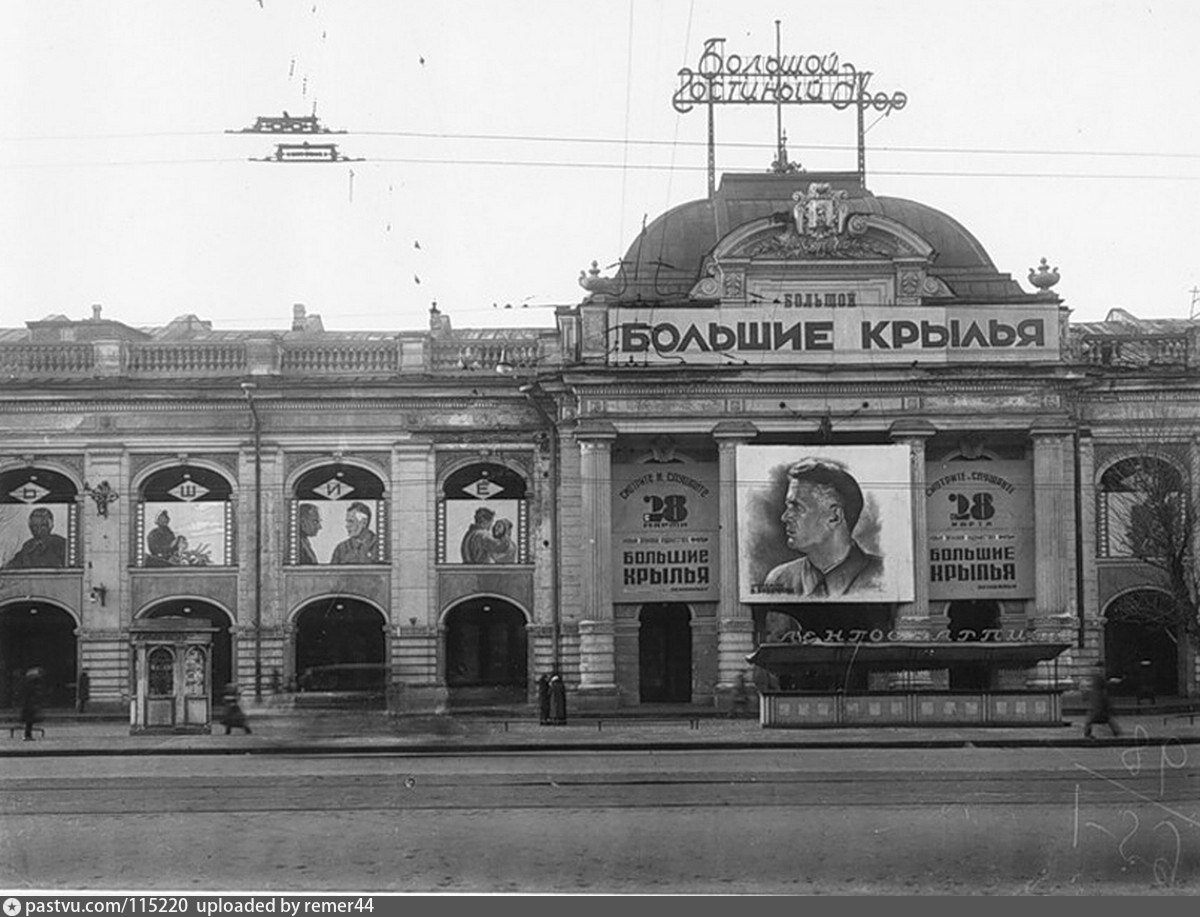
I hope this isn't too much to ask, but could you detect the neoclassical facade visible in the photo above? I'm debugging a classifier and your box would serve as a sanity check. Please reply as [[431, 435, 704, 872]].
[[1, 170, 1197, 714]]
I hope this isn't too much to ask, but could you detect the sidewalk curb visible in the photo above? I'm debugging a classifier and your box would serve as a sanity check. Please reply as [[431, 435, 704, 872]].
[[4, 734, 1200, 757]]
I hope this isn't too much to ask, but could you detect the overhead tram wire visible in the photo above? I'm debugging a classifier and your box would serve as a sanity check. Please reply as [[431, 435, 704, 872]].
[[7, 127, 1200, 162]]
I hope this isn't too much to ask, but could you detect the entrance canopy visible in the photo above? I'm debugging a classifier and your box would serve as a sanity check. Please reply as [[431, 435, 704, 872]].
[[747, 641, 1070, 676]]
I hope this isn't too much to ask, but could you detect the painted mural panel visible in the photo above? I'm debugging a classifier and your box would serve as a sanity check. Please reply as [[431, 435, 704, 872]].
[[925, 458, 1035, 599], [0, 468, 80, 569], [137, 465, 233, 567], [290, 464, 387, 565], [611, 457, 719, 601], [438, 462, 527, 565], [737, 446, 914, 603]]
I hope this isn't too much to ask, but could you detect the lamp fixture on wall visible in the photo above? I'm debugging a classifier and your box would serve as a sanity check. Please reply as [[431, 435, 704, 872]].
[[89, 585, 107, 607], [83, 480, 119, 517]]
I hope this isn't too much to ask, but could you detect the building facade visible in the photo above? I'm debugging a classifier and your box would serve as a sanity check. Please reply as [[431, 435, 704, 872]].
[[1, 170, 1197, 715]]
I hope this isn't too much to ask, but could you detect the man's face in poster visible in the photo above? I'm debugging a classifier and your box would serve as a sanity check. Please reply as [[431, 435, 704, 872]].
[[299, 504, 321, 538], [28, 508, 53, 541], [345, 507, 369, 538], [781, 480, 839, 555]]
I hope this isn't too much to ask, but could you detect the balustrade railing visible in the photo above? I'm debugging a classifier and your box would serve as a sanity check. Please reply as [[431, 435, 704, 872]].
[[0, 343, 95, 377], [125, 342, 248, 375], [1077, 334, 1192, 368], [280, 341, 400, 375], [431, 339, 541, 372]]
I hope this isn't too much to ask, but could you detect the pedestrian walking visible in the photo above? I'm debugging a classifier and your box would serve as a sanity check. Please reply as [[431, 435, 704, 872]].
[[1083, 666, 1121, 739], [76, 669, 90, 714], [1134, 659, 1155, 707], [21, 667, 44, 741], [536, 673, 551, 725], [548, 672, 567, 726], [219, 682, 252, 735]]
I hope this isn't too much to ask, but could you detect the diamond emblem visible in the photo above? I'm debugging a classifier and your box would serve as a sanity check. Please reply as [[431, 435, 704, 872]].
[[167, 481, 210, 502], [464, 477, 505, 500], [9, 482, 50, 503], [311, 477, 355, 500]]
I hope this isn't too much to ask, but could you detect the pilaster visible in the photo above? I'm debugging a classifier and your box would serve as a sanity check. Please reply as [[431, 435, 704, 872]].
[[576, 421, 618, 701], [890, 420, 936, 634], [712, 420, 758, 699]]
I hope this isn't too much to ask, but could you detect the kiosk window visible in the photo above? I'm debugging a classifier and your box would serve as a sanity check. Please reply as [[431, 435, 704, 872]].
[[148, 647, 175, 696]]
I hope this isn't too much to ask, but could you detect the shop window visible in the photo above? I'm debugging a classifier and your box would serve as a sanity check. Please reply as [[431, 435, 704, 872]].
[[438, 462, 528, 565], [137, 465, 234, 567], [289, 464, 387, 565], [1097, 456, 1185, 558], [0, 468, 81, 570]]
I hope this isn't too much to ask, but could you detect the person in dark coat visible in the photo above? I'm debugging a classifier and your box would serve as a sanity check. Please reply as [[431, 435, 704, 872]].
[[547, 673, 567, 726], [1084, 666, 1121, 739], [536, 673, 551, 725], [220, 682, 252, 735], [21, 667, 44, 740], [76, 669, 90, 714]]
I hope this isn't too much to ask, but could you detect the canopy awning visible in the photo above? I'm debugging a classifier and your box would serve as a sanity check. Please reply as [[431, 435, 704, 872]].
[[747, 641, 1071, 674]]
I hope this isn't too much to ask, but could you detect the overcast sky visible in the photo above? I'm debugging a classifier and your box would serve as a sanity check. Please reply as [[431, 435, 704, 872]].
[[2, 0, 1198, 332]]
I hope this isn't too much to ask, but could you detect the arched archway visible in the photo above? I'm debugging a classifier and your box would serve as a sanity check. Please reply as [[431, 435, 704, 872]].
[[1103, 590, 1179, 697], [0, 601, 77, 708], [294, 597, 387, 692], [443, 598, 528, 705], [947, 600, 1001, 690], [141, 599, 234, 699], [639, 603, 692, 703]]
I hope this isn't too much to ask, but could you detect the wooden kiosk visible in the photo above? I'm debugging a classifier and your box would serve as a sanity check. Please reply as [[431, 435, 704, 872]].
[[749, 640, 1071, 728], [129, 616, 216, 734]]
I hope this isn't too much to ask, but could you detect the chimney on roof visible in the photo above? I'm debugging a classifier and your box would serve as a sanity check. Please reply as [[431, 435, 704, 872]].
[[91, 304, 102, 321], [292, 303, 306, 331]]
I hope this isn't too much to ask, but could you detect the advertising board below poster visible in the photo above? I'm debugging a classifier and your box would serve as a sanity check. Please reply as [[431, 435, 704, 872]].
[[925, 458, 1034, 599], [612, 459, 719, 602]]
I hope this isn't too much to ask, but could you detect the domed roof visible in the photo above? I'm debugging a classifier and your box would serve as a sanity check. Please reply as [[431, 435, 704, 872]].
[[605, 171, 1029, 304]]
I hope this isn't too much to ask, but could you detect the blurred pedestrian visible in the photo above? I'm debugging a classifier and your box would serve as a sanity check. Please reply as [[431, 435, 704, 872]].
[[76, 669, 90, 714], [548, 673, 567, 726], [220, 682, 252, 735], [536, 673, 551, 725], [1135, 659, 1155, 707], [1083, 666, 1121, 739], [21, 667, 44, 740]]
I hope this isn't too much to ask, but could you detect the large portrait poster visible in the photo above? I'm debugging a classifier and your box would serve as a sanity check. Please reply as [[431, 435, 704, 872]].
[[612, 458, 718, 602], [138, 465, 234, 567], [925, 458, 1034, 599], [291, 464, 387, 566], [737, 445, 913, 603], [438, 462, 527, 565], [0, 467, 79, 570]]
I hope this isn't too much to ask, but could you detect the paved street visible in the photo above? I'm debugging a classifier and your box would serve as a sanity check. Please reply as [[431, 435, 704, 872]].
[[2, 744, 1198, 894]]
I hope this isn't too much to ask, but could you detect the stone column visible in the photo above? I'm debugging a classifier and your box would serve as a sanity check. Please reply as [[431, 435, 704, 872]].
[[889, 421, 937, 633], [889, 421, 937, 688], [1189, 435, 1200, 697], [575, 420, 618, 708], [1076, 430, 1100, 678], [712, 420, 757, 709], [1030, 421, 1078, 686], [81, 448, 127, 709], [391, 437, 442, 713]]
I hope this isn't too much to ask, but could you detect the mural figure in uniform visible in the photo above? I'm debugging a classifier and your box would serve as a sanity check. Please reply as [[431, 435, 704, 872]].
[[764, 459, 883, 597], [3, 507, 67, 569], [144, 510, 177, 567], [296, 503, 321, 565], [331, 501, 378, 564]]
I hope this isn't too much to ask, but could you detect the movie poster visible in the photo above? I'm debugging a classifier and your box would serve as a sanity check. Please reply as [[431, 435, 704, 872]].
[[0, 467, 79, 569], [439, 462, 526, 565], [611, 458, 719, 602], [737, 445, 913, 603], [925, 458, 1035, 599], [291, 464, 388, 566]]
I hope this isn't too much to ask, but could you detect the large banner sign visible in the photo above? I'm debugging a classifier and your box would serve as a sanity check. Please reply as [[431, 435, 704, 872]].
[[612, 459, 719, 602], [738, 446, 913, 603], [611, 305, 1060, 366], [925, 459, 1034, 599]]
